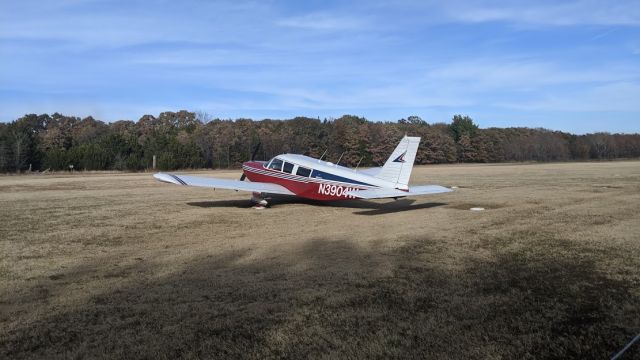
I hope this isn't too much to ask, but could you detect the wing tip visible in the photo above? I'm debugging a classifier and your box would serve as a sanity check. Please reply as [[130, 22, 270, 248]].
[[153, 173, 185, 185]]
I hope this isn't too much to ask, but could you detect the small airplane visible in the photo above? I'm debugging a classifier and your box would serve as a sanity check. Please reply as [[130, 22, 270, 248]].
[[154, 136, 452, 207]]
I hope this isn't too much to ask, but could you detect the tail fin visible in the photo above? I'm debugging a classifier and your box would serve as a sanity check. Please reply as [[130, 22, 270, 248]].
[[374, 136, 420, 190]]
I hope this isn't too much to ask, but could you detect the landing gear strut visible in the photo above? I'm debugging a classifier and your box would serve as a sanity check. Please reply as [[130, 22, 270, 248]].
[[251, 192, 268, 209]]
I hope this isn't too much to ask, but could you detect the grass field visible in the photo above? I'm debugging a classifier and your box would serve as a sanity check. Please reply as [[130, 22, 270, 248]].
[[1, 161, 639, 359]]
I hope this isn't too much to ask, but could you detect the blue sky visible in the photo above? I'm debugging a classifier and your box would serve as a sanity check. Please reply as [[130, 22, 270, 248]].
[[1, 0, 639, 133]]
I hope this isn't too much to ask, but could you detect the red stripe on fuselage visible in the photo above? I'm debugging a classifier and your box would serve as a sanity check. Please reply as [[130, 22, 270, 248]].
[[242, 161, 367, 200]]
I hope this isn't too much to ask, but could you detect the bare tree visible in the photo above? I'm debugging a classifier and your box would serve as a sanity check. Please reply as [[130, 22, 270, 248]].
[[11, 129, 29, 172]]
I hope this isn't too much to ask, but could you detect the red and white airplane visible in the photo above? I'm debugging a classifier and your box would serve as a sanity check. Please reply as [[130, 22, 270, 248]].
[[154, 136, 452, 207]]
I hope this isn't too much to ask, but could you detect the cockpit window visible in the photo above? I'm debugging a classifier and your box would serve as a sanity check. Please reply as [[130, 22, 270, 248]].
[[283, 162, 294, 174], [296, 166, 311, 177], [267, 158, 283, 171]]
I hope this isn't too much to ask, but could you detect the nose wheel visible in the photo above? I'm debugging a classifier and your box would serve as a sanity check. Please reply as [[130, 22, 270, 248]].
[[251, 192, 268, 209]]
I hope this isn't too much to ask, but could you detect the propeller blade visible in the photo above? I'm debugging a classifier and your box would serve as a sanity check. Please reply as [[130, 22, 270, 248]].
[[250, 142, 261, 161], [240, 173, 246, 181]]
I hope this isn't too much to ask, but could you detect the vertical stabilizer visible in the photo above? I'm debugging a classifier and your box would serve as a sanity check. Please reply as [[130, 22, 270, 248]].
[[374, 136, 420, 190]]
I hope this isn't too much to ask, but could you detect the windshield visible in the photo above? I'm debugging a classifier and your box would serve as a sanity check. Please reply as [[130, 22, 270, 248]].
[[266, 157, 283, 171]]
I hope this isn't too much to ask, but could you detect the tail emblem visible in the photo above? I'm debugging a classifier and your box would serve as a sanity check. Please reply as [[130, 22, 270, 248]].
[[393, 151, 407, 163]]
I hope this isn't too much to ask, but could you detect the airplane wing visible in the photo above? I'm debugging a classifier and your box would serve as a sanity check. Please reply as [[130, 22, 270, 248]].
[[153, 173, 295, 195], [346, 185, 452, 199]]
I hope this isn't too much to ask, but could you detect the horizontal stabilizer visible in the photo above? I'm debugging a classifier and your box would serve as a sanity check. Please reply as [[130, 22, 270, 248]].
[[346, 185, 452, 199], [153, 173, 295, 195], [406, 185, 453, 195]]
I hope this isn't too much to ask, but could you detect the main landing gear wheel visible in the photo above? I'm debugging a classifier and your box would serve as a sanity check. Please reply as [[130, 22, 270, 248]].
[[251, 192, 268, 209]]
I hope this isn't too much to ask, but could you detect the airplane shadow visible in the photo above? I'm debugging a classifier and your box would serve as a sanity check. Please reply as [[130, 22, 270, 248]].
[[351, 201, 446, 216], [187, 199, 254, 209], [187, 197, 446, 215]]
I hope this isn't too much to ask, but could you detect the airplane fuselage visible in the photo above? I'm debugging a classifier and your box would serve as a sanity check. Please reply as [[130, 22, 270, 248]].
[[241, 154, 393, 201]]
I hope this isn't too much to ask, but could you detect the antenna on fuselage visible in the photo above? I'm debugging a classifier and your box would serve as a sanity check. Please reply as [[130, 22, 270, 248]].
[[354, 156, 363, 171], [336, 152, 345, 166], [319, 149, 328, 161]]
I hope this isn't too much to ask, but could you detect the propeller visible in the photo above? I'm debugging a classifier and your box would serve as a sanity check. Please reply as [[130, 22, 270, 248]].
[[250, 142, 261, 161], [240, 142, 261, 181]]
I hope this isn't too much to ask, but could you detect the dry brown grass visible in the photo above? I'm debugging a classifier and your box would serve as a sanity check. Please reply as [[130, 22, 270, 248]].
[[1, 162, 639, 359]]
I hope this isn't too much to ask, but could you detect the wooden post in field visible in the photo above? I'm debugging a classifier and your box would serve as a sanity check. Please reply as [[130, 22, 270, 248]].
[[152, 155, 156, 170]]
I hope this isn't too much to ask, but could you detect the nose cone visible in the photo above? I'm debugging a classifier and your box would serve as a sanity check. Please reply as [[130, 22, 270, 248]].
[[241, 161, 264, 182]]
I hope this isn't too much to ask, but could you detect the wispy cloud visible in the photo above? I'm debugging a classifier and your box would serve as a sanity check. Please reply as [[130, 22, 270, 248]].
[[591, 27, 618, 40], [496, 81, 640, 112], [427, 59, 640, 89], [277, 12, 369, 31], [438, 0, 640, 26]]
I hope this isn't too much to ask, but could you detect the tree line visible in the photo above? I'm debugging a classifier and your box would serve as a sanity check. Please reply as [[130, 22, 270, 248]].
[[0, 111, 638, 172]]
